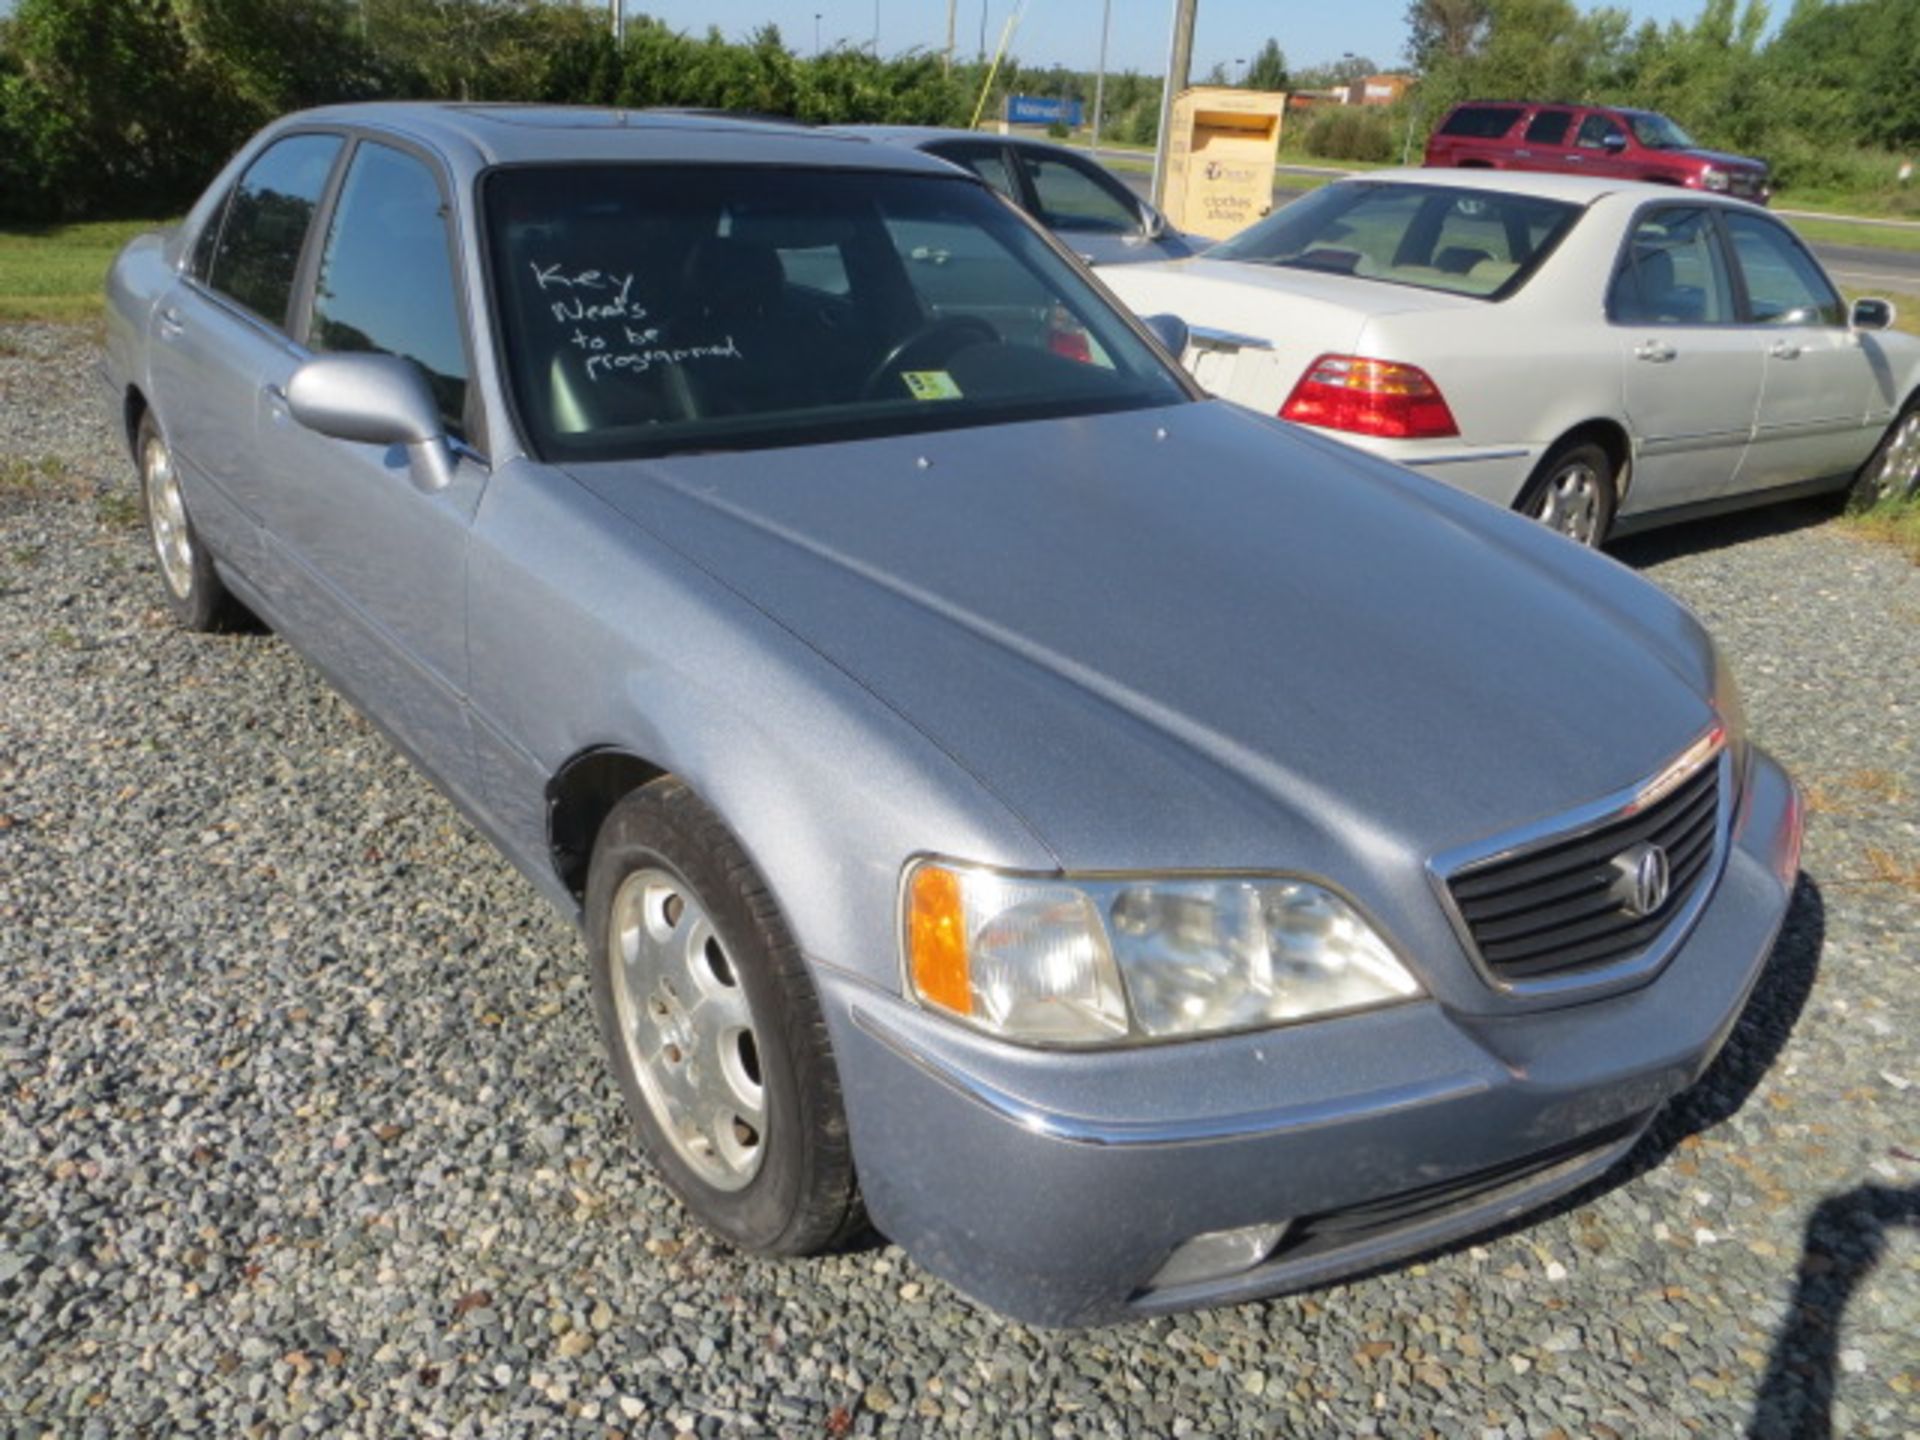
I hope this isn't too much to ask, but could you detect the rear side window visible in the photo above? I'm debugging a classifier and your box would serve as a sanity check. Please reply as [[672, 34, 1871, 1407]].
[[1439, 106, 1523, 139], [1523, 111, 1573, 146], [1609, 208, 1735, 325], [310, 141, 470, 434], [207, 133, 343, 327], [928, 144, 1021, 202], [1723, 213, 1845, 327]]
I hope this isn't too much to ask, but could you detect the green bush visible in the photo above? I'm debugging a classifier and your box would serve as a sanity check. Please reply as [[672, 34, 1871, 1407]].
[[1300, 106, 1395, 163]]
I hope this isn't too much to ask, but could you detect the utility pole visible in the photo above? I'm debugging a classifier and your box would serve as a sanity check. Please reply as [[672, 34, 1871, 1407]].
[[609, 0, 624, 45], [945, 0, 957, 73], [1090, 0, 1112, 155], [1150, 0, 1196, 210]]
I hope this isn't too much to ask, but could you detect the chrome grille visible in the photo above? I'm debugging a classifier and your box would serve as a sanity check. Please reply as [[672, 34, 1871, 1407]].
[[1444, 751, 1723, 984]]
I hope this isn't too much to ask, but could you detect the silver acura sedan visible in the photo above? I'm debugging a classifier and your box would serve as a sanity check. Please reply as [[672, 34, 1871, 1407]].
[[102, 104, 1802, 1328]]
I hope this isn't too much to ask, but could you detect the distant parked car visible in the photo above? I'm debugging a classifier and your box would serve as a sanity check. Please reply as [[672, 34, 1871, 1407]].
[[838, 126, 1198, 266], [1100, 169, 1920, 545], [104, 106, 1804, 1329], [1425, 101, 1771, 204]]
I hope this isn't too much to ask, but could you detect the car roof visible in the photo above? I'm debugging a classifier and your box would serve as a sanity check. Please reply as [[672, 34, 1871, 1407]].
[[1340, 166, 1734, 207], [278, 102, 964, 178], [834, 124, 1088, 160]]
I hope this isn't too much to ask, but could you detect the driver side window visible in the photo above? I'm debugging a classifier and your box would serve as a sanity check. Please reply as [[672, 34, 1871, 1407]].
[[1723, 213, 1845, 327], [1576, 114, 1624, 150]]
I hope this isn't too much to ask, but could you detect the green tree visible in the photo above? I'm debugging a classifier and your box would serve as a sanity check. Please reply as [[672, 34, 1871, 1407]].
[[1244, 38, 1289, 91]]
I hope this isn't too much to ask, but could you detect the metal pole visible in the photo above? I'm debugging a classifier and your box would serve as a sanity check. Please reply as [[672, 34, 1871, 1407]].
[[1089, 0, 1111, 155], [946, 0, 957, 73], [609, 0, 623, 44], [1150, 0, 1196, 211], [872, 0, 880, 54], [979, 2, 988, 62]]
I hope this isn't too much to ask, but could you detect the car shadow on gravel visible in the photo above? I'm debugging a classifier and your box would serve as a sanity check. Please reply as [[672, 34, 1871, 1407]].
[[1608, 496, 1844, 567], [1324, 872, 1826, 1290], [1746, 1182, 1920, 1440]]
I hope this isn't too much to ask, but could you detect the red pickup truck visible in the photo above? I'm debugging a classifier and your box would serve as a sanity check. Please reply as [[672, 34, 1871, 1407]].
[[1424, 101, 1771, 204]]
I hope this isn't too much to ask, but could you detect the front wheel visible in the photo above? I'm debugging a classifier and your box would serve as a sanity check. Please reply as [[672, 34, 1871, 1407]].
[[1517, 439, 1617, 547], [585, 779, 863, 1255], [1850, 399, 1920, 509]]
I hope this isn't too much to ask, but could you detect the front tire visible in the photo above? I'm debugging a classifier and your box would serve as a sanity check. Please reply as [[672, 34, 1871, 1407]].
[[1517, 439, 1617, 547], [1850, 398, 1920, 509], [585, 778, 862, 1255], [136, 413, 244, 632]]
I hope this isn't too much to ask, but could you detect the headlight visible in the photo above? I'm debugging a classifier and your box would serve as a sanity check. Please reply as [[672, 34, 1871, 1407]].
[[1701, 166, 1730, 192], [904, 861, 1421, 1046]]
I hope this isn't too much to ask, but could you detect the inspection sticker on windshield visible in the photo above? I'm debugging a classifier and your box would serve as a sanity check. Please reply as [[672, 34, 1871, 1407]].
[[901, 370, 963, 401]]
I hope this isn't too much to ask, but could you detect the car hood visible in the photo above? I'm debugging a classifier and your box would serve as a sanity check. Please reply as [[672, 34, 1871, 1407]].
[[1673, 146, 1768, 174], [563, 402, 1718, 881]]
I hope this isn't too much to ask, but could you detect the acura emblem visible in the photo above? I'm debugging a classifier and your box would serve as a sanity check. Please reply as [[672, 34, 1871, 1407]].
[[1611, 842, 1671, 918]]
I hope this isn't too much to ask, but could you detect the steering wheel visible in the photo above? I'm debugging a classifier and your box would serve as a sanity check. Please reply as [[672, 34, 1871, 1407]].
[[860, 315, 1000, 400]]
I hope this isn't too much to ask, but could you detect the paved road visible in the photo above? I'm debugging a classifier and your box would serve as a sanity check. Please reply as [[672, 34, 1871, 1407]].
[[1112, 169, 1920, 289]]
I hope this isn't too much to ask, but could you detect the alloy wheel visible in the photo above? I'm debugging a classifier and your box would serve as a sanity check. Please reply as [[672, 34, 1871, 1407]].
[[1530, 461, 1603, 546], [608, 867, 767, 1191], [1866, 412, 1920, 504]]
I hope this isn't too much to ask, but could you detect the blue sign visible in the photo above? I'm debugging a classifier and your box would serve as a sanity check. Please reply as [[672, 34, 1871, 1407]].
[[1006, 95, 1085, 128]]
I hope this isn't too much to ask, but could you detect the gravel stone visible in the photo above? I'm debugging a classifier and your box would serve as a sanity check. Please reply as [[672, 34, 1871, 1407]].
[[2, 319, 1917, 1435]]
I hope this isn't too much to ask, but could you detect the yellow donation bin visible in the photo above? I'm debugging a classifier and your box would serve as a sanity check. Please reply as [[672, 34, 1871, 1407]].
[[1159, 87, 1287, 241]]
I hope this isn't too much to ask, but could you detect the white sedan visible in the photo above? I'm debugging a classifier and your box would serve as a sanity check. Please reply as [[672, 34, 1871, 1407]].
[[1099, 169, 1920, 544]]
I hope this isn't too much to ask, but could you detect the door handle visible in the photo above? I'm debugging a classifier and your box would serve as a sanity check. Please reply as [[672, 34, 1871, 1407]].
[[1634, 339, 1677, 363], [1768, 340, 1802, 359], [156, 305, 184, 339]]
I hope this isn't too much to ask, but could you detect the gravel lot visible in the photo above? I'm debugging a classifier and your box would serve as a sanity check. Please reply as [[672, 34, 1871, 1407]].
[[2, 319, 1916, 1439]]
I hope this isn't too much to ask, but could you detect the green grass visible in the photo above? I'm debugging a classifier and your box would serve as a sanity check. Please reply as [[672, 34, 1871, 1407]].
[[1841, 497, 1920, 565], [0, 218, 174, 323], [1787, 214, 1920, 254]]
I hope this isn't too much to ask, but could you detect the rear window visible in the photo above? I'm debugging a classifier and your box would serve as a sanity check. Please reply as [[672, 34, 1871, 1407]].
[[1207, 181, 1582, 300], [1439, 106, 1524, 140]]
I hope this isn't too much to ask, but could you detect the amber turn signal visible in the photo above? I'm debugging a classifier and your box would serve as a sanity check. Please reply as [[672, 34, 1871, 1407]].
[[907, 863, 972, 1017]]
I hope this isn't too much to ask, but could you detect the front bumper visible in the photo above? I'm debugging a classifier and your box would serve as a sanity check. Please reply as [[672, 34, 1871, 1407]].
[[818, 746, 1802, 1327]]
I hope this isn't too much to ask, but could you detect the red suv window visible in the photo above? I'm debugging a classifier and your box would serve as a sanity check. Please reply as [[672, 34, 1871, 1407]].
[[1523, 111, 1574, 146], [1439, 106, 1525, 139]]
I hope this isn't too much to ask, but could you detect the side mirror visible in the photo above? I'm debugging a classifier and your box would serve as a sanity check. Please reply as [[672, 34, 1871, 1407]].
[[286, 351, 457, 493], [1142, 313, 1190, 357], [1851, 296, 1896, 332]]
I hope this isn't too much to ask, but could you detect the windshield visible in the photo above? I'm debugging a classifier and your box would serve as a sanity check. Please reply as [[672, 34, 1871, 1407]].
[[1626, 112, 1697, 150], [484, 164, 1188, 462], [1205, 182, 1583, 300]]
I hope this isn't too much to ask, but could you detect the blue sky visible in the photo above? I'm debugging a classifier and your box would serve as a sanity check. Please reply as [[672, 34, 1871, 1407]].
[[631, 0, 1730, 75]]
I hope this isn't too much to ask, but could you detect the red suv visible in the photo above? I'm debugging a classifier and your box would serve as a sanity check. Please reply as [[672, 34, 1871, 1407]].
[[1424, 101, 1771, 204]]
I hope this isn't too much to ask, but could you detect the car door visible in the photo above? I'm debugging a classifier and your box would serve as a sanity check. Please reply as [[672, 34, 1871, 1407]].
[[1512, 108, 1577, 176], [1608, 205, 1765, 515], [1569, 112, 1632, 180], [147, 132, 346, 582], [255, 136, 488, 795], [1719, 209, 1881, 494], [1010, 145, 1175, 265]]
